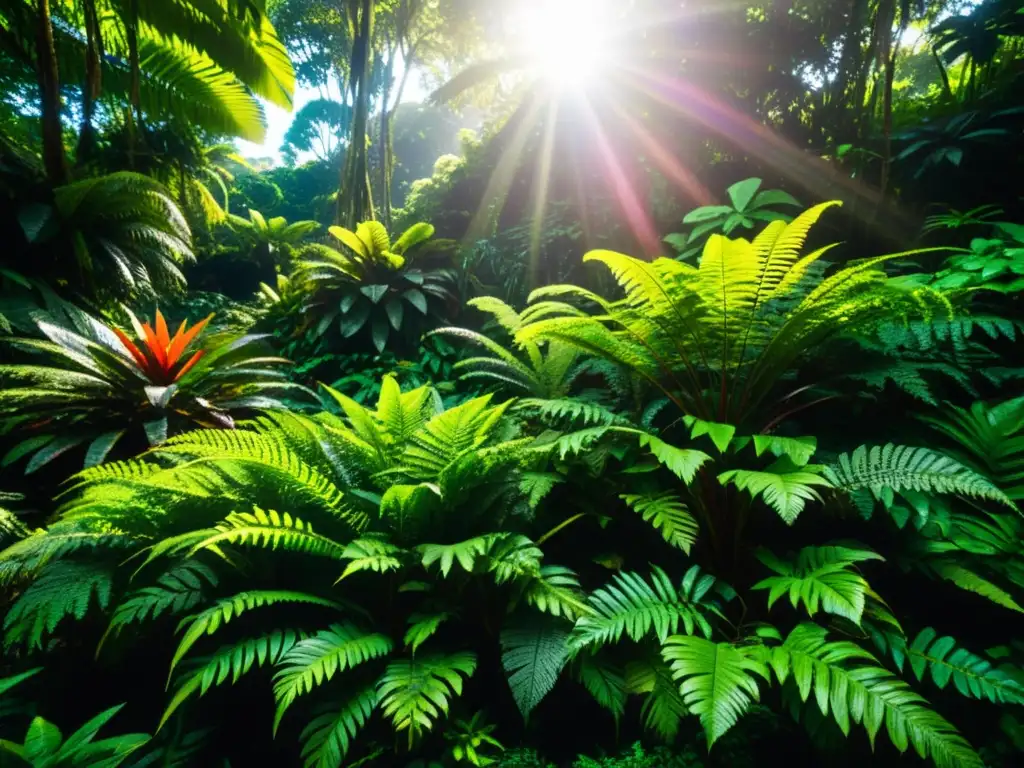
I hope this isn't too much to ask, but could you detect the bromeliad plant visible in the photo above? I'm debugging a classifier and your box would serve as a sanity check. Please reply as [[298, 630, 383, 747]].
[[0, 307, 306, 473], [293, 220, 457, 353]]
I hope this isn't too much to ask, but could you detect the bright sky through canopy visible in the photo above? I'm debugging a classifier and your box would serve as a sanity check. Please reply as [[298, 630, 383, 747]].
[[511, 0, 614, 89]]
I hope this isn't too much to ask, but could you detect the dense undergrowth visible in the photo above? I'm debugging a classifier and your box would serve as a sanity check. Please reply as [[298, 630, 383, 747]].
[[1, 1, 1024, 767]]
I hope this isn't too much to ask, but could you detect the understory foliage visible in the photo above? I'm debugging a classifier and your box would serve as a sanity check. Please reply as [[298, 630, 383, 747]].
[[2, 197, 1023, 766]]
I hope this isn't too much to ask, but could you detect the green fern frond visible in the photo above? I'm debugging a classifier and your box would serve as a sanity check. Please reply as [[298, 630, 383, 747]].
[[894, 628, 1024, 704], [568, 566, 716, 654], [501, 616, 570, 720], [299, 685, 378, 768], [825, 445, 1014, 508], [377, 652, 477, 747], [4, 561, 112, 650], [719, 459, 832, 524], [521, 566, 591, 621], [621, 492, 699, 554], [661, 635, 769, 748], [517, 398, 622, 428], [753, 544, 884, 625], [160, 630, 306, 730], [339, 537, 405, 580], [104, 560, 218, 641], [188, 507, 349, 560], [404, 612, 451, 653], [273, 624, 393, 731], [926, 560, 1023, 613], [170, 591, 345, 676], [625, 656, 690, 741], [638, 434, 712, 484], [419, 536, 498, 578], [758, 624, 983, 768]]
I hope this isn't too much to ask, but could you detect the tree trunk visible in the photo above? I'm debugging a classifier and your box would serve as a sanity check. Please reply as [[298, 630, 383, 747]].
[[878, 30, 904, 197], [127, 0, 142, 166], [76, 0, 104, 163], [336, 0, 375, 227], [378, 42, 397, 228], [36, 0, 67, 185]]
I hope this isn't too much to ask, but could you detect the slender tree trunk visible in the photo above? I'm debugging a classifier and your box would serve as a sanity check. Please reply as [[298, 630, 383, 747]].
[[337, 0, 375, 227], [879, 29, 905, 197], [77, 0, 104, 163], [378, 41, 397, 228], [127, 0, 142, 166], [36, 0, 68, 185], [932, 46, 953, 101]]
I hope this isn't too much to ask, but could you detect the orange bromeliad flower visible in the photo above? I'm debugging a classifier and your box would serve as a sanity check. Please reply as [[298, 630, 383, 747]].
[[111, 310, 215, 385]]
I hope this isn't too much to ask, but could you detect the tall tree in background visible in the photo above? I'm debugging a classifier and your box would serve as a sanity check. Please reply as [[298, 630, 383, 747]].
[[337, 0, 376, 226], [35, 0, 66, 184]]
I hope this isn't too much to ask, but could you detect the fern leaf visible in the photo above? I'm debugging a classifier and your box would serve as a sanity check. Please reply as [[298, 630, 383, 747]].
[[718, 459, 832, 524], [758, 624, 983, 768], [638, 434, 711, 484], [298, 685, 378, 768], [575, 653, 627, 723], [661, 635, 769, 748], [104, 561, 218, 641], [501, 616, 570, 720], [273, 623, 393, 731], [625, 656, 690, 741], [404, 612, 451, 653], [521, 566, 591, 621], [751, 435, 817, 466], [376, 652, 477, 747], [188, 507, 349, 560], [170, 591, 345, 676], [160, 630, 306, 730], [753, 544, 883, 625], [568, 566, 714, 654], [621, 492, 699, 554], [898, 628, 1024, 704], [419, 536, 496, 578], [338, 538, 405, 581], [927, 560, 1024, 613], [825, 445, 1013, 508], [4, 561, 112, 650]]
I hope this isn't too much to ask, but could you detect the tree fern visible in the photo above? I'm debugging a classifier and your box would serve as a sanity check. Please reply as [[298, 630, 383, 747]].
[[753, 544, 884, 625], [621, 492, 699, 554], [376, 652, 477, 746], [170, 591, 345, 675], [825, 445, 1014, 508], [661, 635, 769, 747], [757, 624, 983, 768], [160, 630, 306, 729], [298, 685, 378, 768], [568, 566, 716, 654], [273, 624, 393, 730], [4, 561, 112, 650]]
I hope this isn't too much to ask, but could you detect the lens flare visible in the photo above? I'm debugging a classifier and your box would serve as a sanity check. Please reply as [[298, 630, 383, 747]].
[[512, 0, 613, 89]]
